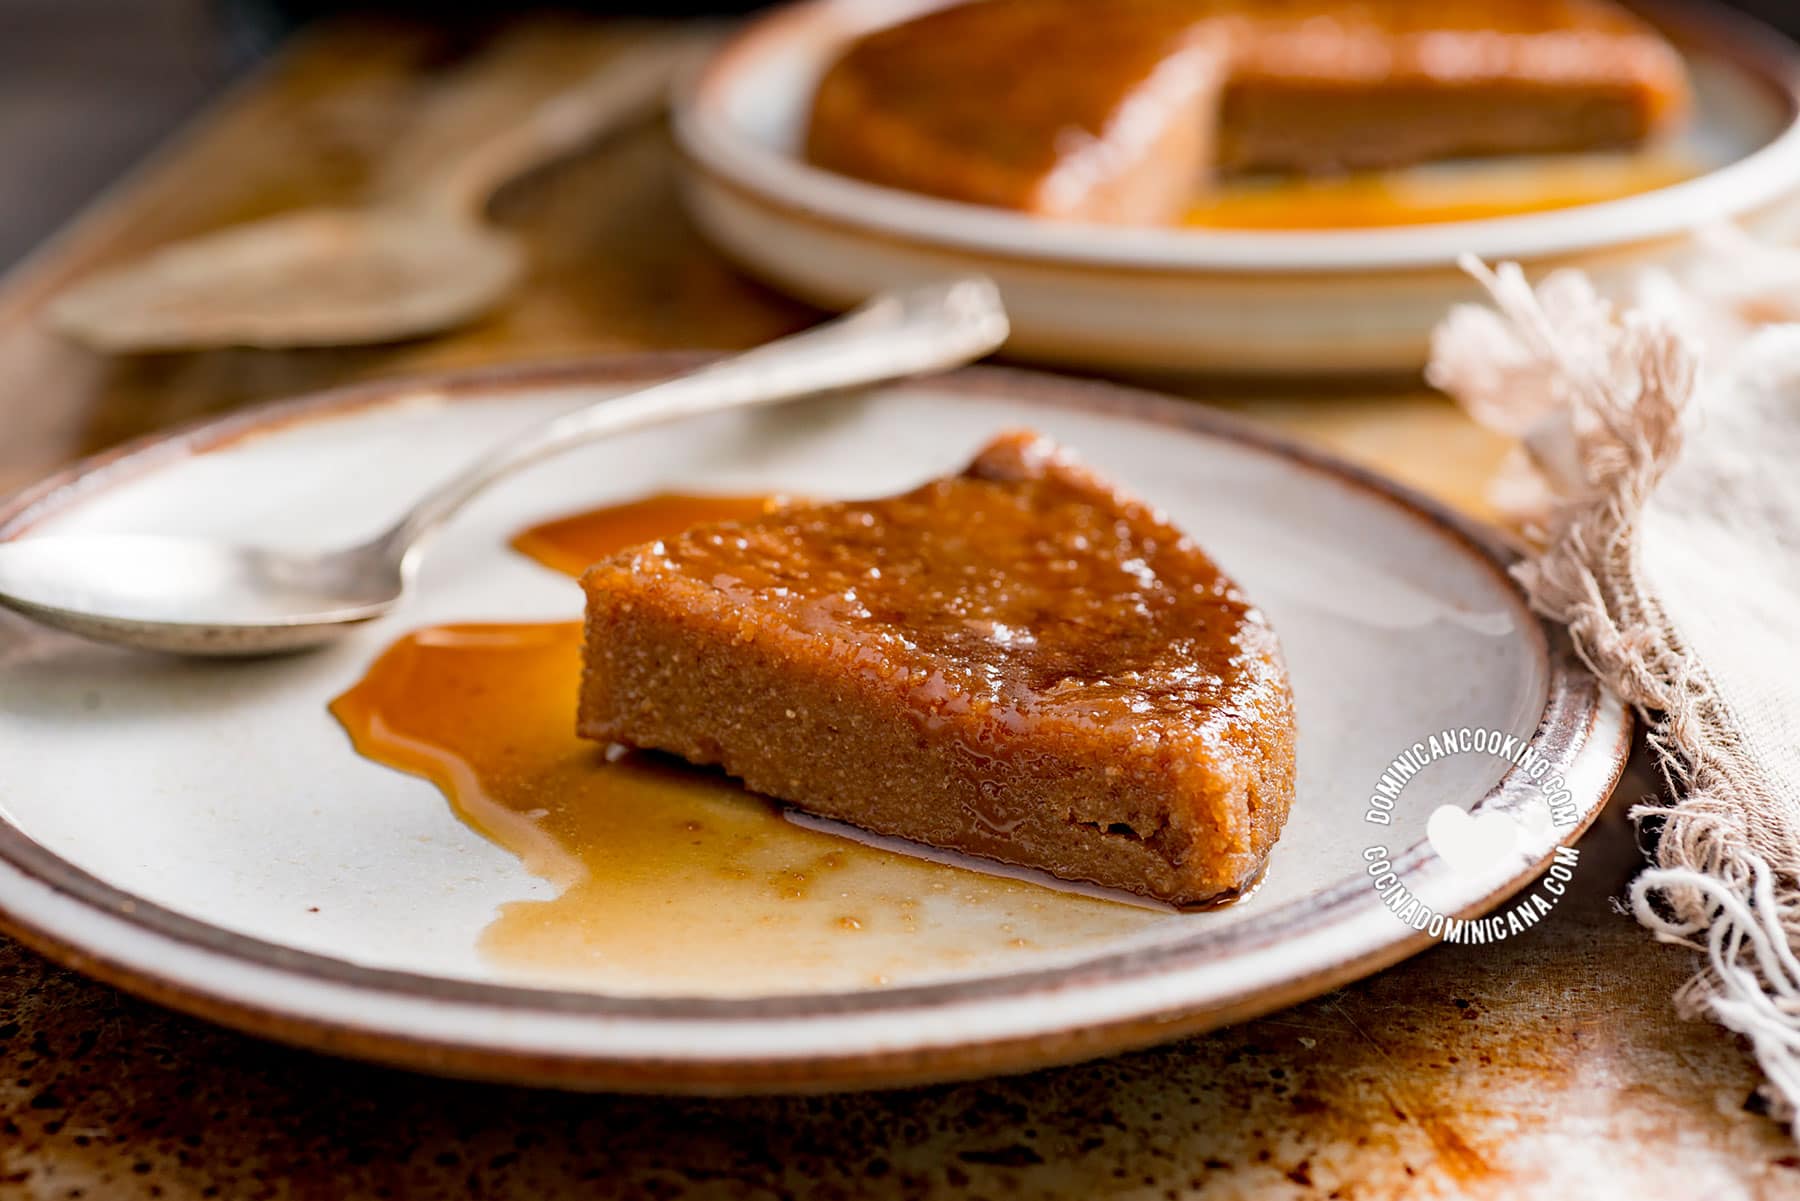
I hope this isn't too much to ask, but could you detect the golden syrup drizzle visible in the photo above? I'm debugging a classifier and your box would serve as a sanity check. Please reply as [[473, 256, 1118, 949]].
[[332, 494, 1161, 996], [508, 492, 778, 579], [1183, 152, 1695, 230]]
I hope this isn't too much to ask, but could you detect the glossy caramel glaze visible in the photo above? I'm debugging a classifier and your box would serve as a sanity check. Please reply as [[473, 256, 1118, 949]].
[[806, 0, 1691, 224], [596, 438, 1264, 726], [333, 494, 1161, 995], [580, 434, 1296, 906]]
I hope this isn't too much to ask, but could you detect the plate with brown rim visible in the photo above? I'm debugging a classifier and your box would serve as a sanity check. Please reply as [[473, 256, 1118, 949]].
[[0, 359, 1629, 1092]]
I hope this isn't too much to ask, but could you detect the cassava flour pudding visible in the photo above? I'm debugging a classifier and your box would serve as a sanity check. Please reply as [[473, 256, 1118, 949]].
[[578, 432, 1296, 907], [806, 0, 1690, 223]]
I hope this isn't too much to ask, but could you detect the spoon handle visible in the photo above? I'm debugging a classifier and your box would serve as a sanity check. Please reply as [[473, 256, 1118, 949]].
[[370, 277, 1009, 567], [426, 28, 717, 220]]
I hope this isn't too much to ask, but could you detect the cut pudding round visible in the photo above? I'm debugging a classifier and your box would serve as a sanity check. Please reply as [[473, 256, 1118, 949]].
[[578, 432, 1296, 907], [805, 0, 1691, 223], [807, 3, 1229, 224]]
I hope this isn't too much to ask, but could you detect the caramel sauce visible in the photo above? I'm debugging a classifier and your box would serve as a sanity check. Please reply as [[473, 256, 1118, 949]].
[[333, 494, 1161, 996], [1182, 153, 1695, 230], [509, 493, 777, 579]]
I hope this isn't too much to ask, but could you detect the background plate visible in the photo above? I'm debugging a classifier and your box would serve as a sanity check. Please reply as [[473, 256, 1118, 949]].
[[675, 0, 1800, 372], [0, 360, 1628, 1091]]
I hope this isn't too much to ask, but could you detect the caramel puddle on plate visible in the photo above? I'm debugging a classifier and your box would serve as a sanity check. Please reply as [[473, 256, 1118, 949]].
[[332, 494, 1163, 996], [1183, 151, 1694, 229]]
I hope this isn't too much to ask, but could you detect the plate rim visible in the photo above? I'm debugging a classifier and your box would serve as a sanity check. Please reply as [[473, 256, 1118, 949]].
[[0, 356, 1632, 1091], [673, 0, 1800, 274]]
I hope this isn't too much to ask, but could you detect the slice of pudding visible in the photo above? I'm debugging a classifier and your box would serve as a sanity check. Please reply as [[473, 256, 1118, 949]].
[[577, 432, 1295, 906], [805, 0, 1691, 223]]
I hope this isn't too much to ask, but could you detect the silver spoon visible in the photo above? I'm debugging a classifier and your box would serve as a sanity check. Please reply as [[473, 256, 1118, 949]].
[[0, 277, 1008, 656]]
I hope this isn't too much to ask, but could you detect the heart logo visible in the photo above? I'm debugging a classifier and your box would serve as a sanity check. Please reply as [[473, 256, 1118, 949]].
[[1513, 800, 1555, 843], [1426, 805, 1520, 875]]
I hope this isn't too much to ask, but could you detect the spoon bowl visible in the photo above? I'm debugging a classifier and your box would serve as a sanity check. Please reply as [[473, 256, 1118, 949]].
[[0, 535, 404, 655], [48, 210, 522, 353]]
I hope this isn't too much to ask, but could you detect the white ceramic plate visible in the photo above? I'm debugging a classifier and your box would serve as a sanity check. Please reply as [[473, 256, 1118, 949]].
[[0, 360, 1628, 1091], [675, 0, 1800, 372]]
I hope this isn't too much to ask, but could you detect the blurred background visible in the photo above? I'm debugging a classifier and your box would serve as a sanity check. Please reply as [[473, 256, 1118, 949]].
[[7, 0, 1800, 272], [0, 0, 750, 269], [2, 1, 234, 268]]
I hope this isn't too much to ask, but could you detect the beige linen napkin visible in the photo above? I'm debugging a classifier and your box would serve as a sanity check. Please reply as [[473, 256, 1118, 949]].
[[1427, 250, 1800, 1128]]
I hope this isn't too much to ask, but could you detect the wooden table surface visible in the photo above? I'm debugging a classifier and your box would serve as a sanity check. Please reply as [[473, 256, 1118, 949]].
[[0, 20, 1793, 1201]]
